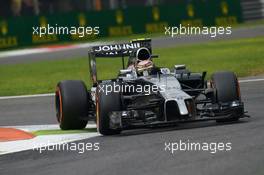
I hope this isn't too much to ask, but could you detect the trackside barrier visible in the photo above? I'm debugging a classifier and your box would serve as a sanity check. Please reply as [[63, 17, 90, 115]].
[[0, 0, 243, 50]]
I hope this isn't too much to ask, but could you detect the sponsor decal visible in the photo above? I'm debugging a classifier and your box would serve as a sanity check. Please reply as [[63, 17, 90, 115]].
[[93, 42, 141, 55]]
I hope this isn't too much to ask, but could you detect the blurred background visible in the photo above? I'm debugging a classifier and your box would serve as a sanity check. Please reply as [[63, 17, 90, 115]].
[[0, 0, 263, 17], [0, 0, 210, 16], [0, 0, 263, 96], [1, 0, 167, 15], [0, 0, 263, 50]]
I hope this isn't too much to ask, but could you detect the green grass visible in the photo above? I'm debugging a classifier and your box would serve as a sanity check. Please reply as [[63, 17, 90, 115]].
[[32, 128, 97, 136], [0, 36, 264, 96]]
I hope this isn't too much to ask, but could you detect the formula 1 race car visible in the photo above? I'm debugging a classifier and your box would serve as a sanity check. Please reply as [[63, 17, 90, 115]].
[[55, 39, 246, 135]]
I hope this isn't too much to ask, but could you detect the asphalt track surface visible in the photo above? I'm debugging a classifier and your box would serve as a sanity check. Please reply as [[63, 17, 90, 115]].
[[0, 25, 264, 65], [0, 78, 264, 175]]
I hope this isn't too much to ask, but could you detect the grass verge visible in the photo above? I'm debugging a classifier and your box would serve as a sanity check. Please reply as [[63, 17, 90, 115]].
[[32, 128, 97, 136], [0, 36, 264, 96]]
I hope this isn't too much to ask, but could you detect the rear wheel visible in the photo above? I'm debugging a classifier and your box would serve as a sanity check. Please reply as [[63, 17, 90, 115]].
[[96, 82, 122, 135], [211, 71, 241, 122], [55, 80, 89, 130]]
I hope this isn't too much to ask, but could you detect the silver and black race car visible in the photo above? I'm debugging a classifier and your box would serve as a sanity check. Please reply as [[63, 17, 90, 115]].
[[55, 39, 247, 135]]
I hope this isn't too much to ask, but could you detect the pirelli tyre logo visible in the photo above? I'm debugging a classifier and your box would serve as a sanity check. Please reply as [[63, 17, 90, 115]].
[[116, 10, 124, 24], [0, 21, 8, 35], [78, 13, 86, 26], [32, 16, 58, 43], [221, 1, 229, 15], [0, 20, 18, 48], [39, 16, 48, 28], [187, 4, 194, 18], [152, 7, 160, 21], [215, 1, 237, 26]]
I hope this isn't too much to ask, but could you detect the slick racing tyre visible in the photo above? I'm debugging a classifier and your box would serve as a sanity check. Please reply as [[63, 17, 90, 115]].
[[211, 71, 241, 122], [55, 80, 89, 130], [97, 82, 122, 135]]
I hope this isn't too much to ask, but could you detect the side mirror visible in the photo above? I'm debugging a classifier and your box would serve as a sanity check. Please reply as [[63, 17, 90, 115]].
[[120, 69, 132, 74], [174, 64, 186, 70], [151, 55, 159, 58], [160, 68, 171, 74]]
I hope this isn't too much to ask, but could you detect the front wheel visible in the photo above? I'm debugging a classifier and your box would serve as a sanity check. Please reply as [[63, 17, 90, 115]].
[[96, 82, 122, 135], [55, 80, 89, 130], [211, 71, 242, 122]]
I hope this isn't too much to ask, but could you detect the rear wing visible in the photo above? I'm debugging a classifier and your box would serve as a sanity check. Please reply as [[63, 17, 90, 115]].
[[89, 38, 152, 57], [88, 39, 152, 85]]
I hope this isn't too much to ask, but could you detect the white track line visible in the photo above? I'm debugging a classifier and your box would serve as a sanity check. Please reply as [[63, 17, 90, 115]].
[[0, 124, 99, 155], [0, 132, 100, 155], [0, 41, 107, 58], [0, 48, 49, 58], [1, 124, 96, 132], [239, 78, 264, 83], [0, 78, 263, 100], [0, 93, 54, 100]]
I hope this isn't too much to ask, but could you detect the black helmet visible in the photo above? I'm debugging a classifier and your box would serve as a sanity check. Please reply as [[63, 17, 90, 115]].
[[127, 47, 152, 68], [136, 47, 151, 61]]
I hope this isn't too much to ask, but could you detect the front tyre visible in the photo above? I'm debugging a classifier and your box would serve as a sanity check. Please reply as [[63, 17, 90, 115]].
[[96, 82, 122, 135], [212, 71, 242, 122], [55, 80, 89, 130]]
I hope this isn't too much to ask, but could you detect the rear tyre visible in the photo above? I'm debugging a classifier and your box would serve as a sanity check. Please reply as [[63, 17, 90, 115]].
[[97, 82, 122, 135], [211, 71, 241, 122], [55, 80, 89, 130]]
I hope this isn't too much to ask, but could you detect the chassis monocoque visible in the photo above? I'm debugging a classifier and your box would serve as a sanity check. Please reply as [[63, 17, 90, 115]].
[[55, 39, 246, 135]]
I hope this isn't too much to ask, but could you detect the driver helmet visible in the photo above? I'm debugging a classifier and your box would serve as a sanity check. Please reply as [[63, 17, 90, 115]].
[[134, 47, 154, 73]]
